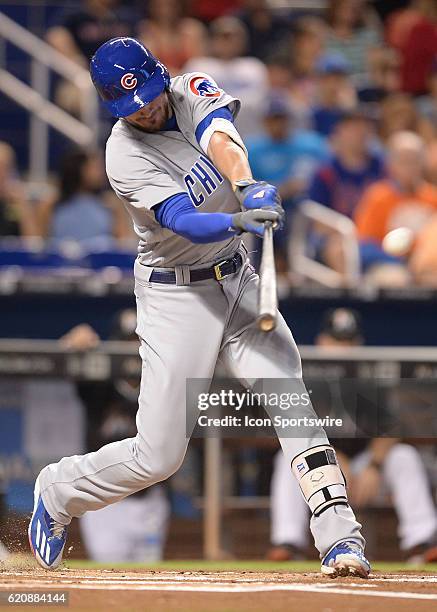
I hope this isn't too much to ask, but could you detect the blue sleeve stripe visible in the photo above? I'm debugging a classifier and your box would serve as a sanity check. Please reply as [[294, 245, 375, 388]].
[[195, 107, 234, 145]]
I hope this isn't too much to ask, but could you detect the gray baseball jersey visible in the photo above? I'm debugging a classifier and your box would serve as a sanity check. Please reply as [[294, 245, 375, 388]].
[[106, 72, 244, 267]]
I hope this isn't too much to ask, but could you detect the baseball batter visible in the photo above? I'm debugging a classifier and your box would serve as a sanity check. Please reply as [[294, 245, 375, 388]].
[[29, 38, 370, 578]]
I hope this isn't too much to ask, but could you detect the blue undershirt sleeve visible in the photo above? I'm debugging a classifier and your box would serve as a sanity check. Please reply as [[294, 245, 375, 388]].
[[154, 193, 236, 244]]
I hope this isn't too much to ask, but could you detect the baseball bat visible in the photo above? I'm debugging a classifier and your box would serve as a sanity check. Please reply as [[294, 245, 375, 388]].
[[257, 221, 277, 332]]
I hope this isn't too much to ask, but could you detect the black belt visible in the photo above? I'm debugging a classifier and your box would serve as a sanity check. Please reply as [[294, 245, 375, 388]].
[[149, 252, 243, 284]]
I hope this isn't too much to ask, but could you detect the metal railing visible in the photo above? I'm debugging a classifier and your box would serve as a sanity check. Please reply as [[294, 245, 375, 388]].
[[0, 10, 99, 183], [289, 200, 361, 288]]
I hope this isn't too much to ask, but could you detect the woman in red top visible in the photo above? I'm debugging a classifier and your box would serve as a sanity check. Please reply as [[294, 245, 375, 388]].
[[386, 0, 437, 95]]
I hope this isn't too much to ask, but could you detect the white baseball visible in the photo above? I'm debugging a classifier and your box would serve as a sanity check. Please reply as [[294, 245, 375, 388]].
[[382, 227, 414, 257]]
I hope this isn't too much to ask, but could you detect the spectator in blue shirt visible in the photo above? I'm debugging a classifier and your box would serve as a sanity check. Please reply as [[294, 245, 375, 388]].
[[247, 95, 328, 275], [38, 149, 131, 248], [311, 53, 357, 138], [308, 110, 384, 218], [307, 110, 384, 274], [248, 95, 329, 208]]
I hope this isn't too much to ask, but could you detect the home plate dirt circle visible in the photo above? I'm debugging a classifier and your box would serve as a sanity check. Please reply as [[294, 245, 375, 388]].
[[2, 568, 437, 612]]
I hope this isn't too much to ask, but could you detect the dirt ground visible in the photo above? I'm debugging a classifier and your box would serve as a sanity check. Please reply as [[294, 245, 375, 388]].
[[1, 565, 437, 612]]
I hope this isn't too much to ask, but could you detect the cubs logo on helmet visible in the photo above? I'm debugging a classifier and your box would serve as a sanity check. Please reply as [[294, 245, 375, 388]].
[[189, 76, 220, 98], [120, 73, 138, 90]]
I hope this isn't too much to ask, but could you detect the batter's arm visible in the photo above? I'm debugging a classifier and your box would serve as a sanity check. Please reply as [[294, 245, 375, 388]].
[[207, 132, 284, 223], [207, 132, 252, 189], [154, 193, 281, 242]]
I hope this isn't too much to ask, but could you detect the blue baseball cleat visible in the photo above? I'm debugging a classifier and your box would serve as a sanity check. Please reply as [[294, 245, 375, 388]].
[[28, 476, 67, 570], [321, 540, 371, 578]]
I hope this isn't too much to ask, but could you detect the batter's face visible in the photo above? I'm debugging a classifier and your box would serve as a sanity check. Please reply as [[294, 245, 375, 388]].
[[125, 92, 172, 132]]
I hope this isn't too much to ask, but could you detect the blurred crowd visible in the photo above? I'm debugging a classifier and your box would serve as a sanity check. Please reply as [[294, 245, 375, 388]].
[[1, 0, 437, 287]]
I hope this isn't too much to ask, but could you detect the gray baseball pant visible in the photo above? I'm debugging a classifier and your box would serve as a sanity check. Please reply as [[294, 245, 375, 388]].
[[39, 250, 364, 557]]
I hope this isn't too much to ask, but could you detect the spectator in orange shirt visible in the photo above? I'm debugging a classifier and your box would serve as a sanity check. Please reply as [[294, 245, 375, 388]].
[[354, 131, 437, 285], [355, 131, 437, 245]]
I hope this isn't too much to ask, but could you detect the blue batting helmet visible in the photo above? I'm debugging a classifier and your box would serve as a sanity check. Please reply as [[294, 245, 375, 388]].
[[90, 37, 170, 118]]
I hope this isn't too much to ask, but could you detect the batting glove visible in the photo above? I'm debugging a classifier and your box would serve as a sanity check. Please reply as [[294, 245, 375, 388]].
[[234, 179, 285, 228], [234, 179, 280, 208], [232, 209, 281, 237]]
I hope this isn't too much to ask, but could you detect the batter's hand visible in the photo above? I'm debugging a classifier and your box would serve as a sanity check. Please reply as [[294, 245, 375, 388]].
[[232, 209, 281, 237], [234, 180, 281, 210]]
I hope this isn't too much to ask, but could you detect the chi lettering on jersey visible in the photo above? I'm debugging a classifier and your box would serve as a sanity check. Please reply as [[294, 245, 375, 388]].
[[184, 155, 224, 207]]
